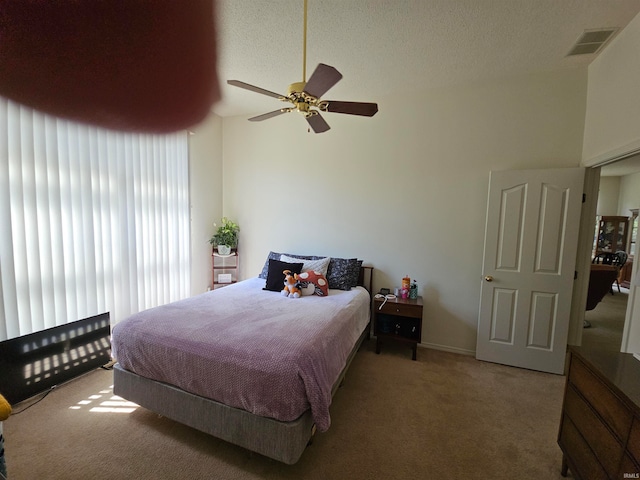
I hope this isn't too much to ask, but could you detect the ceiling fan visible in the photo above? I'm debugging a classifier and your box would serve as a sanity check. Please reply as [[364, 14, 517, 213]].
[[226, 0, 378, 133]]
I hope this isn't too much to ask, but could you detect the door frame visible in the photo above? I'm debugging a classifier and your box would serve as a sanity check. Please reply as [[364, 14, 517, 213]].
[[621, 220, 639, 352], [573, 147, 640, 351], [567, 167, 600, 346]]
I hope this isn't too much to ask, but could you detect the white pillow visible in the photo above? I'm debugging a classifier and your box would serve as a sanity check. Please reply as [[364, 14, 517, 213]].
[[299, 283, 316, 296], [280, 254, 331, 277]]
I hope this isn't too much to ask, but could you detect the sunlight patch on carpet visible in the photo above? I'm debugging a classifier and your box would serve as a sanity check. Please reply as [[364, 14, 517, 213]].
[[69, 384, 139, 413]]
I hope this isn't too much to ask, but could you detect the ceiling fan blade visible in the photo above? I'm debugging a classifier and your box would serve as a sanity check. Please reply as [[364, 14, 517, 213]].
[[306, 113, 330, 133], [248, 109, 290, 122], [227, 80, 285, 99], [303, 64, 343, 99], [324, 101, 378, 117]]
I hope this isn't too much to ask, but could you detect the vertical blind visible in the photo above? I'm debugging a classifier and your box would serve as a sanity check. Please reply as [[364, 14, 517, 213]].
[[0, 98, 190, 341]]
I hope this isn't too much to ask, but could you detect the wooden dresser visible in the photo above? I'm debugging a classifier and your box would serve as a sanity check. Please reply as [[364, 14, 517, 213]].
[[558, 347, 640, 480]]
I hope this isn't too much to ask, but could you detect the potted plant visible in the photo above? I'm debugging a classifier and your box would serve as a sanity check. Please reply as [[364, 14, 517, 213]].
[[209, 217, 239, 255]]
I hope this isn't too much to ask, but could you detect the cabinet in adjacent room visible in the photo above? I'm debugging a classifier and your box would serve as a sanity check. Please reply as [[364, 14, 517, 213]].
[[595, 216, 629, 256]]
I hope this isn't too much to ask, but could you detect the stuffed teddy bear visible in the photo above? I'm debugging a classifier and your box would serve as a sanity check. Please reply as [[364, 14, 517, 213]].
[[281, 269, 301, 298]]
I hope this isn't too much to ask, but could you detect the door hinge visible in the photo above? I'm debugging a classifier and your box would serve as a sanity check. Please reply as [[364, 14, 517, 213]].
[[582, 193, 586, 203], [574, 270, 578, 280]]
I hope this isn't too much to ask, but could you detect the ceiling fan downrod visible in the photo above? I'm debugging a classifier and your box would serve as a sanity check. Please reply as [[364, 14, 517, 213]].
[[302, 0, 308, 83]]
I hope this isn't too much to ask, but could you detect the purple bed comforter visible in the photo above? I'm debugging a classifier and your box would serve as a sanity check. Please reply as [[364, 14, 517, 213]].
[[111, 277, 370, 432]]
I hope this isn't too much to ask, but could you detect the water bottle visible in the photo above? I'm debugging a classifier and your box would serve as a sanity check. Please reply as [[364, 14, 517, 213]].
[[409, 280, 418, 299]]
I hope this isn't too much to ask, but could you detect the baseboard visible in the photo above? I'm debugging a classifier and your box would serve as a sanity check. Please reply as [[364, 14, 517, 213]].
[[371, 335, 477, 357], [418, 342, 476, 357]]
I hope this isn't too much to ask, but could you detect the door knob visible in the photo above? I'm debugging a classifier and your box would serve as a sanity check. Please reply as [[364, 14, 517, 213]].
[[484, 275, 493, 282]]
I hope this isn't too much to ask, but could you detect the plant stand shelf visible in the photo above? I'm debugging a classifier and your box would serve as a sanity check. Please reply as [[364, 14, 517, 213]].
[[212, 248, 239, 289]]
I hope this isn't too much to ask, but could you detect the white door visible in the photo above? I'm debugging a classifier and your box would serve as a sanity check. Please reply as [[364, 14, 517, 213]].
[[476, 168, 585, 374]]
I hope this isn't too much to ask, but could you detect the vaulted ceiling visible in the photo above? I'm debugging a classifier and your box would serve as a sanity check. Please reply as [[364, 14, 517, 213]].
[[213, 0, 640, 119]]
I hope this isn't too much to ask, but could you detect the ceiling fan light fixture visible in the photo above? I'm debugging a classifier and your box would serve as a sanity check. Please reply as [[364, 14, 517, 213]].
[[287, 82, 306, 96], [295, 102, 311, 114]]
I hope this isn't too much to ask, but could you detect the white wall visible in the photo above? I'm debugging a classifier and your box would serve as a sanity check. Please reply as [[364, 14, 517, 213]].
[[221, 68, 587, 354], [619, 172, 640, 217], [189, 112, 223, 295], [597, 176, 621, 216], [581, 11, 640, 354], [583, 12, 640, 165]]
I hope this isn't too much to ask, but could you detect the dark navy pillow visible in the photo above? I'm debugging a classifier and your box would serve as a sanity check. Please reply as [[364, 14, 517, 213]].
[[326, 258, 362, 290], [258, 251, 324, 279]]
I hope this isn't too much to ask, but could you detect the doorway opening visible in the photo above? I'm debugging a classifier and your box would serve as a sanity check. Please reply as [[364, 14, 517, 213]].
[[582, 157, 640, 352]]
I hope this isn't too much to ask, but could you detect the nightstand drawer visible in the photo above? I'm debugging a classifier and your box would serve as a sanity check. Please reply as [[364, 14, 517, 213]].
[[376, 314, 421, 340], [376, 301, 422, 318]]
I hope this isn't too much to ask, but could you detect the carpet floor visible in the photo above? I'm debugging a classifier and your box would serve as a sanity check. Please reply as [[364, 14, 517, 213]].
[[4, 341, 569, 480], [582, 286, 628, 352]]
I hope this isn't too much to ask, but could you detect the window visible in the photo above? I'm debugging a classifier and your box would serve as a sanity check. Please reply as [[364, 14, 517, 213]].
[[1, 99, 190, 341]]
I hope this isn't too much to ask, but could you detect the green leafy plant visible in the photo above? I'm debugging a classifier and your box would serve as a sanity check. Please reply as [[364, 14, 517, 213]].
[[209, 217, 239, 247]]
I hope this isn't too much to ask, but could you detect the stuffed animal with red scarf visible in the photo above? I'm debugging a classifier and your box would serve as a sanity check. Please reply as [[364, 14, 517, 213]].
[[281, 270, 302, 298]]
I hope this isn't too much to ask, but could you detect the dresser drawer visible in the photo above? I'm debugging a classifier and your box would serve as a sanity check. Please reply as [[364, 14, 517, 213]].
[[376, 300, 422, 318], [559, 414, 609, 480], [628, 417, 640, 465], [569, 356, 633, 442], [564, 384, 624, 478]]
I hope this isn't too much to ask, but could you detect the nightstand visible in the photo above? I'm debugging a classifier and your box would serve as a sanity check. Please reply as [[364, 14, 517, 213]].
[[373, 296, 423, 360]]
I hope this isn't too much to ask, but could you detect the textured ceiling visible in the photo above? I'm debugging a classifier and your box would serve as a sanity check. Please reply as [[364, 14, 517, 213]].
[[213, 0, 640, 119]]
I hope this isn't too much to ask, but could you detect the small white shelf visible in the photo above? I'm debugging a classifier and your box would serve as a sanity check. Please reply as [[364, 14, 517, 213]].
[[213, 252, 237, 258]]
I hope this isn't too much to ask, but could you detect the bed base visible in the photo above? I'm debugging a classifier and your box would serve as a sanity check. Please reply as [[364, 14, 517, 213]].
[[113, 319, 370, 465]]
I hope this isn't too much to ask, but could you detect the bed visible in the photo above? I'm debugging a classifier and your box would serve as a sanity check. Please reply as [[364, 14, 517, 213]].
[[111, 258, 372, 465]]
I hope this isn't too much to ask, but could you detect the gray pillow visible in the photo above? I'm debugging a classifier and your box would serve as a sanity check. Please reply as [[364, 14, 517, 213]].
[[258, 251, 324, 279], [280, 254, 331, 277]]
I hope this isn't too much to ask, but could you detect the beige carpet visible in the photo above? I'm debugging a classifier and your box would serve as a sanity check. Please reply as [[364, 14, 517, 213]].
[[582, 287, 628, 352], [4, 342, 568, 480]]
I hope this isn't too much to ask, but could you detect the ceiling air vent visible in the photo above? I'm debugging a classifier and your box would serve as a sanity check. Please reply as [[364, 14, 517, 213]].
[[567, 28, 618, 56]]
